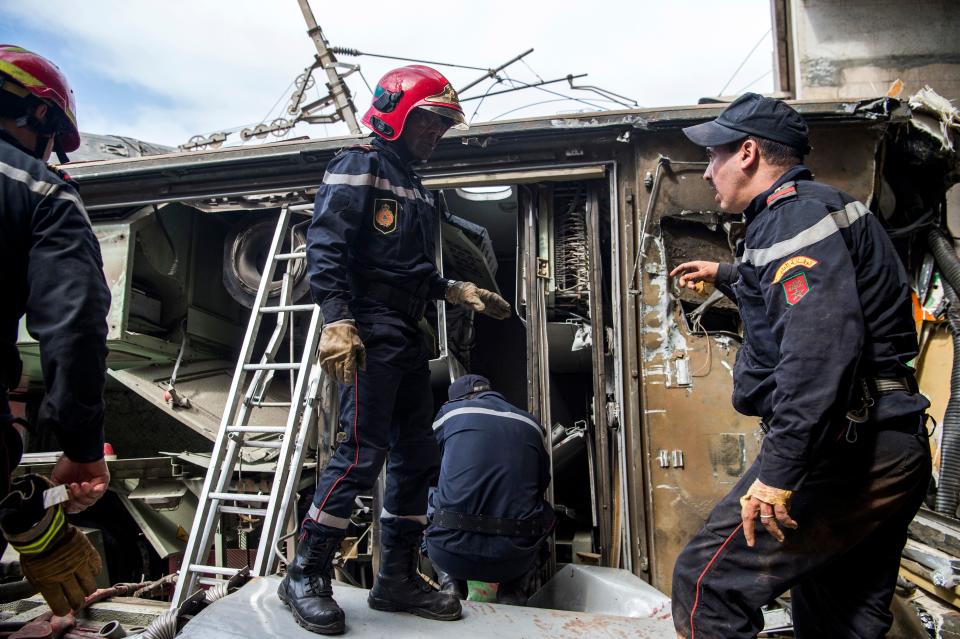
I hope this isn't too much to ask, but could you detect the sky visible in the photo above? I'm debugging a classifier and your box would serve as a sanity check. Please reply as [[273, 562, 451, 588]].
[[0, 1, 775, 148]]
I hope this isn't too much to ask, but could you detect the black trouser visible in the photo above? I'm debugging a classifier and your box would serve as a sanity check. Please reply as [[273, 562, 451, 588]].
[[672, 414, 930, 639]]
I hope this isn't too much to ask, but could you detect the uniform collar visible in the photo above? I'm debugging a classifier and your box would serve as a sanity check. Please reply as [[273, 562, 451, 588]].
[[742, 164, 812, 224], [372, 136, 416, 169]]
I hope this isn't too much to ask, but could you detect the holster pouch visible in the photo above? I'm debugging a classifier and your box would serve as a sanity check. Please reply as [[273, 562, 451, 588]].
[[0, 474, 102, 615]]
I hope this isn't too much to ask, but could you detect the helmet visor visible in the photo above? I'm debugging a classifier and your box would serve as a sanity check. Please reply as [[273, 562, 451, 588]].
[[418, 105, 469, 130]]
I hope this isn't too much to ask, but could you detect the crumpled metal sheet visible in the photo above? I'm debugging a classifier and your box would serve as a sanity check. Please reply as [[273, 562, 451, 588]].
[[175, 574, 676, 638], [908, 86, 960, 153]]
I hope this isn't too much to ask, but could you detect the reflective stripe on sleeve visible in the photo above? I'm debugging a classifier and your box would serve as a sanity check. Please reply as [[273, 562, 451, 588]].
[[742, 201, 870, 267]]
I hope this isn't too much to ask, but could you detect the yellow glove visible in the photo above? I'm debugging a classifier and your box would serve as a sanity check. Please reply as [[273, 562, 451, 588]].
[[0, 475, 102, 616], [445, 281, 511, 320], [318, 319, 366, 384]]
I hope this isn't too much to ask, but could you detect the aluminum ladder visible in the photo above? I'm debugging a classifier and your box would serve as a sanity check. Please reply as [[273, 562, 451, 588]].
[[171, 203, 324, 607]]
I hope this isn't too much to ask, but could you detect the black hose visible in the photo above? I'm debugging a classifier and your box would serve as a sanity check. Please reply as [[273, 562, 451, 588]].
[[936, 280, 960, 516], [930, 226, 960, 516], [929, 228, 960, 294]]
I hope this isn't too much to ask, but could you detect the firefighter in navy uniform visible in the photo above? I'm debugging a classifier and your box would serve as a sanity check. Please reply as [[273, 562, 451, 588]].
[[668, 93, 931, 638], [0, 45, 111, 616], [279, 65, 512, 635], [426, 375, 554, 605]]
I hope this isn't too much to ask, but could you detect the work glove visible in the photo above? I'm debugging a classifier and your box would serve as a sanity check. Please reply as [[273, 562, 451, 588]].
[[318, 319, 366, 385], [445, 281, 511, 320], [739, 479, 797, 547], [0, 475, 102, 616]]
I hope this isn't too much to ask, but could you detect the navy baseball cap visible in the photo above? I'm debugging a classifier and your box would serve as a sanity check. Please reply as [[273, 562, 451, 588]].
[[683, 92, 810, 154], [448, 374, 492, 401]]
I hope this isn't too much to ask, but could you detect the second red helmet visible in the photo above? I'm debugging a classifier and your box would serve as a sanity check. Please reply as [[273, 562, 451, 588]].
[[361, 65, 467, 141], [0, 44, 80, 152]]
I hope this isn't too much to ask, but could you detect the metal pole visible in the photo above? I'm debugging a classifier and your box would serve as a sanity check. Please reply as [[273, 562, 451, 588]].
[[297, 0, 362, 135]]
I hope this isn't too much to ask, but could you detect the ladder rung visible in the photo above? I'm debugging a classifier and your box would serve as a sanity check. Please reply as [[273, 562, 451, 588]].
[[241, 439, 283, 449], [227, 425, 286, 434], [188, 564, 240, 576], [259, 304, 315, 313], [219, 505, 268, 517], [243, 363, 300, 371], [247, 401, 292, 408], [209, 492, 271, 503], [198, 577, 228, 587], [274, 251, 306, 260]]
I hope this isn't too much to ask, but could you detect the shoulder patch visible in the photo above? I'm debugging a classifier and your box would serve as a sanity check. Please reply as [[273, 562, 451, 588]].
[[373, 198, 398, 234], [766, 181, 797, 207], [781, 272, 810, 306], [772, 255, 818, 283]]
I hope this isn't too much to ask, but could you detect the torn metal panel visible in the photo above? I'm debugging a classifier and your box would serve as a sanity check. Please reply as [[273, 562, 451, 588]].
[[108, 360, 291, 446], [908, 86, 960, 153]]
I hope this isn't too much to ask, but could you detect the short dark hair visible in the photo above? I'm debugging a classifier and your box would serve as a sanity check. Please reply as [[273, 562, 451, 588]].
[[725, 135, 805, 167]]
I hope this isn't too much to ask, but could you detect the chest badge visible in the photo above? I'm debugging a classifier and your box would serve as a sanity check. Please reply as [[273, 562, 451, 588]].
[[782, 272, 810, 306], [373, 198, 398, 235]]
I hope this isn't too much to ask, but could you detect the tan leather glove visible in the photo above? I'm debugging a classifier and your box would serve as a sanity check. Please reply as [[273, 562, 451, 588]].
[[318, 319, 366, 384], [0, 475, 102, 616], [445, 281, 511, 320], [740, 479, 793, 508]]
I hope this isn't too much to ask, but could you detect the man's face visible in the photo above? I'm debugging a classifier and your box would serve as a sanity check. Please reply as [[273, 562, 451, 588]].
[[400, 108, 452, 161], [703, 143, 752, 213]]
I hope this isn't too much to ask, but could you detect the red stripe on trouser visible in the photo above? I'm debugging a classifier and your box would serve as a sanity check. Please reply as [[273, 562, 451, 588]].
[[303, 369, 361, 531], [690, 522, 744, 639]]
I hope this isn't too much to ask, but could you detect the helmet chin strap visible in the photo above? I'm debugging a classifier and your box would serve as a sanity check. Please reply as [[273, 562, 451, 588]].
[[11, 113, 68, 163]]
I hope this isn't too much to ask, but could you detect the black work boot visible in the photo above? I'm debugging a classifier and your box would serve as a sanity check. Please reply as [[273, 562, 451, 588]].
[[435, 567, 467, 600], [278, 521, 346, 635], [367, 520, 462, 621]]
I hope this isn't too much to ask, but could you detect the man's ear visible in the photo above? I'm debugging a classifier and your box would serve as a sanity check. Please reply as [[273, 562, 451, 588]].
[[739, 138, 761, 171], [31, 102, 48, 122]]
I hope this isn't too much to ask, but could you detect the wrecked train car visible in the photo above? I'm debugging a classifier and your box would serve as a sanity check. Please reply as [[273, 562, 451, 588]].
[[7, 95, 960, 631]]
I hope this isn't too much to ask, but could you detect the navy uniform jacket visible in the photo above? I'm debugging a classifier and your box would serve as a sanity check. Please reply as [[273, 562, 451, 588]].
[[0, 138, 110, 462], [306, 137, 449, 327], [716, 164, 928, 490], [426, 391, 553, 582]]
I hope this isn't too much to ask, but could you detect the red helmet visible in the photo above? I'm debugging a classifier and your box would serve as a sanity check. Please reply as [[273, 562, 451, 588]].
[[362, 65, 467, 141], [0, 45, 80, 152]]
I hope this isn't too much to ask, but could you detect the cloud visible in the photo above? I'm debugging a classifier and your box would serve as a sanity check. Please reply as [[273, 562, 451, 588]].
[[0, 0, 773, 146]]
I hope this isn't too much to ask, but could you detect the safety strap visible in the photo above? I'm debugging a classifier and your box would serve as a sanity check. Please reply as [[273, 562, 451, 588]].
[[431, 509, 543, 537]]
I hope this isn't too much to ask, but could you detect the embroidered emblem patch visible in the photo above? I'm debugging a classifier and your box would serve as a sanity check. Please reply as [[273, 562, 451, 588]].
[[773, 256, 819, 283], [373, 198, 398, 235], [782, 272, 809, 306]]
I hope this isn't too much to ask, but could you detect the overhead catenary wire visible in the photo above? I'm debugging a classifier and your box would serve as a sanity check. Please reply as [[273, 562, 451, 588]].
[[331, 47, 490, 71], [735, 69, 773, 95], [718, 29, 771, 96]]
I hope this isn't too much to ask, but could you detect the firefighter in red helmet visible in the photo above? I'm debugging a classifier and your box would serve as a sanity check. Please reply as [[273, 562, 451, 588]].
[[278, 65, 509, 634], [0, 45, 111, 616]]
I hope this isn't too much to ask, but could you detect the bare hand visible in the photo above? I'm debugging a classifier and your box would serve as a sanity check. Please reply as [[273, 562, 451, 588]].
[[669, 261, 719, 290], [50, 457, 110, 514], [739, 490, 798, 547]]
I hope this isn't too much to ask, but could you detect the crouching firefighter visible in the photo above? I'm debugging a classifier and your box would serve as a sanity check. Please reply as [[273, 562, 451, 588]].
[[0, 45, 112, 615], [426, 375, 555, 605], [278, 65, 513, 635], [669, 93, 931, 638]]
